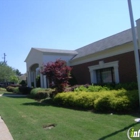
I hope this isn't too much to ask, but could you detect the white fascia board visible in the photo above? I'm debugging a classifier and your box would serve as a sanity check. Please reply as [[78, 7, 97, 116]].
[[70, 42, 134, 66]]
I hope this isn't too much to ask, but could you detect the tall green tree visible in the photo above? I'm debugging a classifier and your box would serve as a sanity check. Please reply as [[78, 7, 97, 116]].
[[0, 62, 17, 82], [14, 69, 22, 76]]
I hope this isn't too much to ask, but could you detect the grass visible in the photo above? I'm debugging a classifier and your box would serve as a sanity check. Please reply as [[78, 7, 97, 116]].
[[0, 92, 140, 140], [0, 88, 6, 92]]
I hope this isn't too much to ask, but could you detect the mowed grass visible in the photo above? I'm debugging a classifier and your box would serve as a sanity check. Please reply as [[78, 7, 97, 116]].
[[0, 94, 140, 140], [0, 88, 7, 93]]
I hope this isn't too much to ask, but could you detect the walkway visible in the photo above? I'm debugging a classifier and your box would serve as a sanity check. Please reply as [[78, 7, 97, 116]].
[[0, 116, 14, 140]]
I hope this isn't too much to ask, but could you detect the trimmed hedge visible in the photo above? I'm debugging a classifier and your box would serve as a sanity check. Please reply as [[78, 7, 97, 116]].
[[54, 89, 139, 112], [6, 86, 32, 94], [64, 82, 138, 92], [30, 88, 54, 99], [6, 86, 16, 92]]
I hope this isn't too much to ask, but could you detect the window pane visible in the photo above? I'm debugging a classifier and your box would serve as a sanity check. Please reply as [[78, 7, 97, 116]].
[[96, 67, 114, 84], [102, 70, 112, 83]]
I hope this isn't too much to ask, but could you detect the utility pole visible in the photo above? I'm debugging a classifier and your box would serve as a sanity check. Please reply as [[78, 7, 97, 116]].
[[2, 53, 7, 64], [127, 0, 140, 121]]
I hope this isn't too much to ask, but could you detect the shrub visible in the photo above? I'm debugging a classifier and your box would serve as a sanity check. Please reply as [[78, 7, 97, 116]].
[[114, 82, 138, 90], [8, 84, 20, 87], [54, 89, 139, 112], [54, 91, 100, 109], [30, 88, 53, 99], [94, 89, 139, 112], [19, 80, 27, 87], [73, 85, 110, 92], [41, 59, 72, 92], [13, 87, 21, 94], [18, 87, 33, 94], [6, 86, 16, 92], [74, 85, 88, 92]]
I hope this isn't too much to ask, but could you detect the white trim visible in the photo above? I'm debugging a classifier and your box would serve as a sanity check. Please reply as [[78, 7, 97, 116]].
[[70, 42, 133, 66], [88, 61, 119, 84]]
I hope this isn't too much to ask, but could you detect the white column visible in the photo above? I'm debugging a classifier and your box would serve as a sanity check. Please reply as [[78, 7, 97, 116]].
[[28, 71, 31, 87], [114, 66, 119, 83], [93, 71, 97, 84], [40, 74, 44, 88], [89, 70, 97, 84], [89, 70, 94, 84], [33, 71, 36, 88], [43, 75, 47, 88]]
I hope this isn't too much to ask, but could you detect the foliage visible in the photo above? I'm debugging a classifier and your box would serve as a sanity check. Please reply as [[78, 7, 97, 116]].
[[0, 63, 15, 82], [36, 75, 40, 87], [54, 89, 139, 112], [6, 85, 32, 94], [68, 73, 78, 86], [13, 87, 21, 94], [18, 87, 32, 94], [6, 86, 16, 92], [54, 91, 99, 109], [14, 69, 22, 76], [19, 80, 27, 86], [114, 82, 138, 90], [30, 88, 53, 99], [74, 85, 110, 92], [9, 75, 19, 84], [8, 84, 20, 87], [41, 59, 72, 92]]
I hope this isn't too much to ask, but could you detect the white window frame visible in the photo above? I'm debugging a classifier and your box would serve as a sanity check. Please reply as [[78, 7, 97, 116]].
[[88, 61, 119, 84]]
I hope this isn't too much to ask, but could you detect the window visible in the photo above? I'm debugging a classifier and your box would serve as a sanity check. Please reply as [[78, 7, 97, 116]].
[[96, 67, 114, 84], [88, 61, 119, 84]]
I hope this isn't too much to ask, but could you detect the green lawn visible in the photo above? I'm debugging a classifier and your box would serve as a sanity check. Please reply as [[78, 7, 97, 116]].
[[0, 93, 140, 140]]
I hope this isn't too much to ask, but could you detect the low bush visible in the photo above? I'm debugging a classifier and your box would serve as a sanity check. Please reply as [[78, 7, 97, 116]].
[[74, 85, 110, 92], [13, 87, 21, 94], [8, 84, 21, 87], [30, 88, 53, 99], [6, 86, 16, 92], [54, 89, 139, 112], [54, 91, 100, 109], [114, 82, 138, 90], [18, 87, 32, 94]]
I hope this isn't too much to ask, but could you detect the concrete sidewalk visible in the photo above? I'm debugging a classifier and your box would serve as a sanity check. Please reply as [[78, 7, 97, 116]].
[[0, 116, 14, 140]]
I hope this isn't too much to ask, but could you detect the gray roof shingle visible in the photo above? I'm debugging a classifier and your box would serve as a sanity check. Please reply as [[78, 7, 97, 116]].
[[72, 28, 136, 60]]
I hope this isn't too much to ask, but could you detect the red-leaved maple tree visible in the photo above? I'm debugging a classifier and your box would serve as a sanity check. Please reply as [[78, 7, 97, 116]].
[[41, 59, 72, 92]]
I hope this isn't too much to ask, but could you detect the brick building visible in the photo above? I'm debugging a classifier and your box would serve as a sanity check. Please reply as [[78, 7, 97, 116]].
[[25, 19, 140, 88]]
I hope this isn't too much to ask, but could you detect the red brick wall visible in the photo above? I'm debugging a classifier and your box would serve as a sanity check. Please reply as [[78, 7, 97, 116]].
[[71, 51, 137, 84]]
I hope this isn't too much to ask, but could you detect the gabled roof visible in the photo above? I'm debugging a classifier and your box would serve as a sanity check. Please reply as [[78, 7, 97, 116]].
[[25, 27, 137, 63], [72, 28, 136, 60], [33, 48, 78, 55]]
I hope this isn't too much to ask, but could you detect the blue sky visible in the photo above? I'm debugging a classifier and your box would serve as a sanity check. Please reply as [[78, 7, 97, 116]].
[[0, 0, 140, 74]]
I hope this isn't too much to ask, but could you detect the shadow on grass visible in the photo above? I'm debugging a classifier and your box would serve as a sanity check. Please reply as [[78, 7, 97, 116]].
[[99, 122, 139, 140], [2, 93, 28, 98], [21, 98, 140, 116], [22, 98, 100, 112], [22, 98, 54, 106]]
